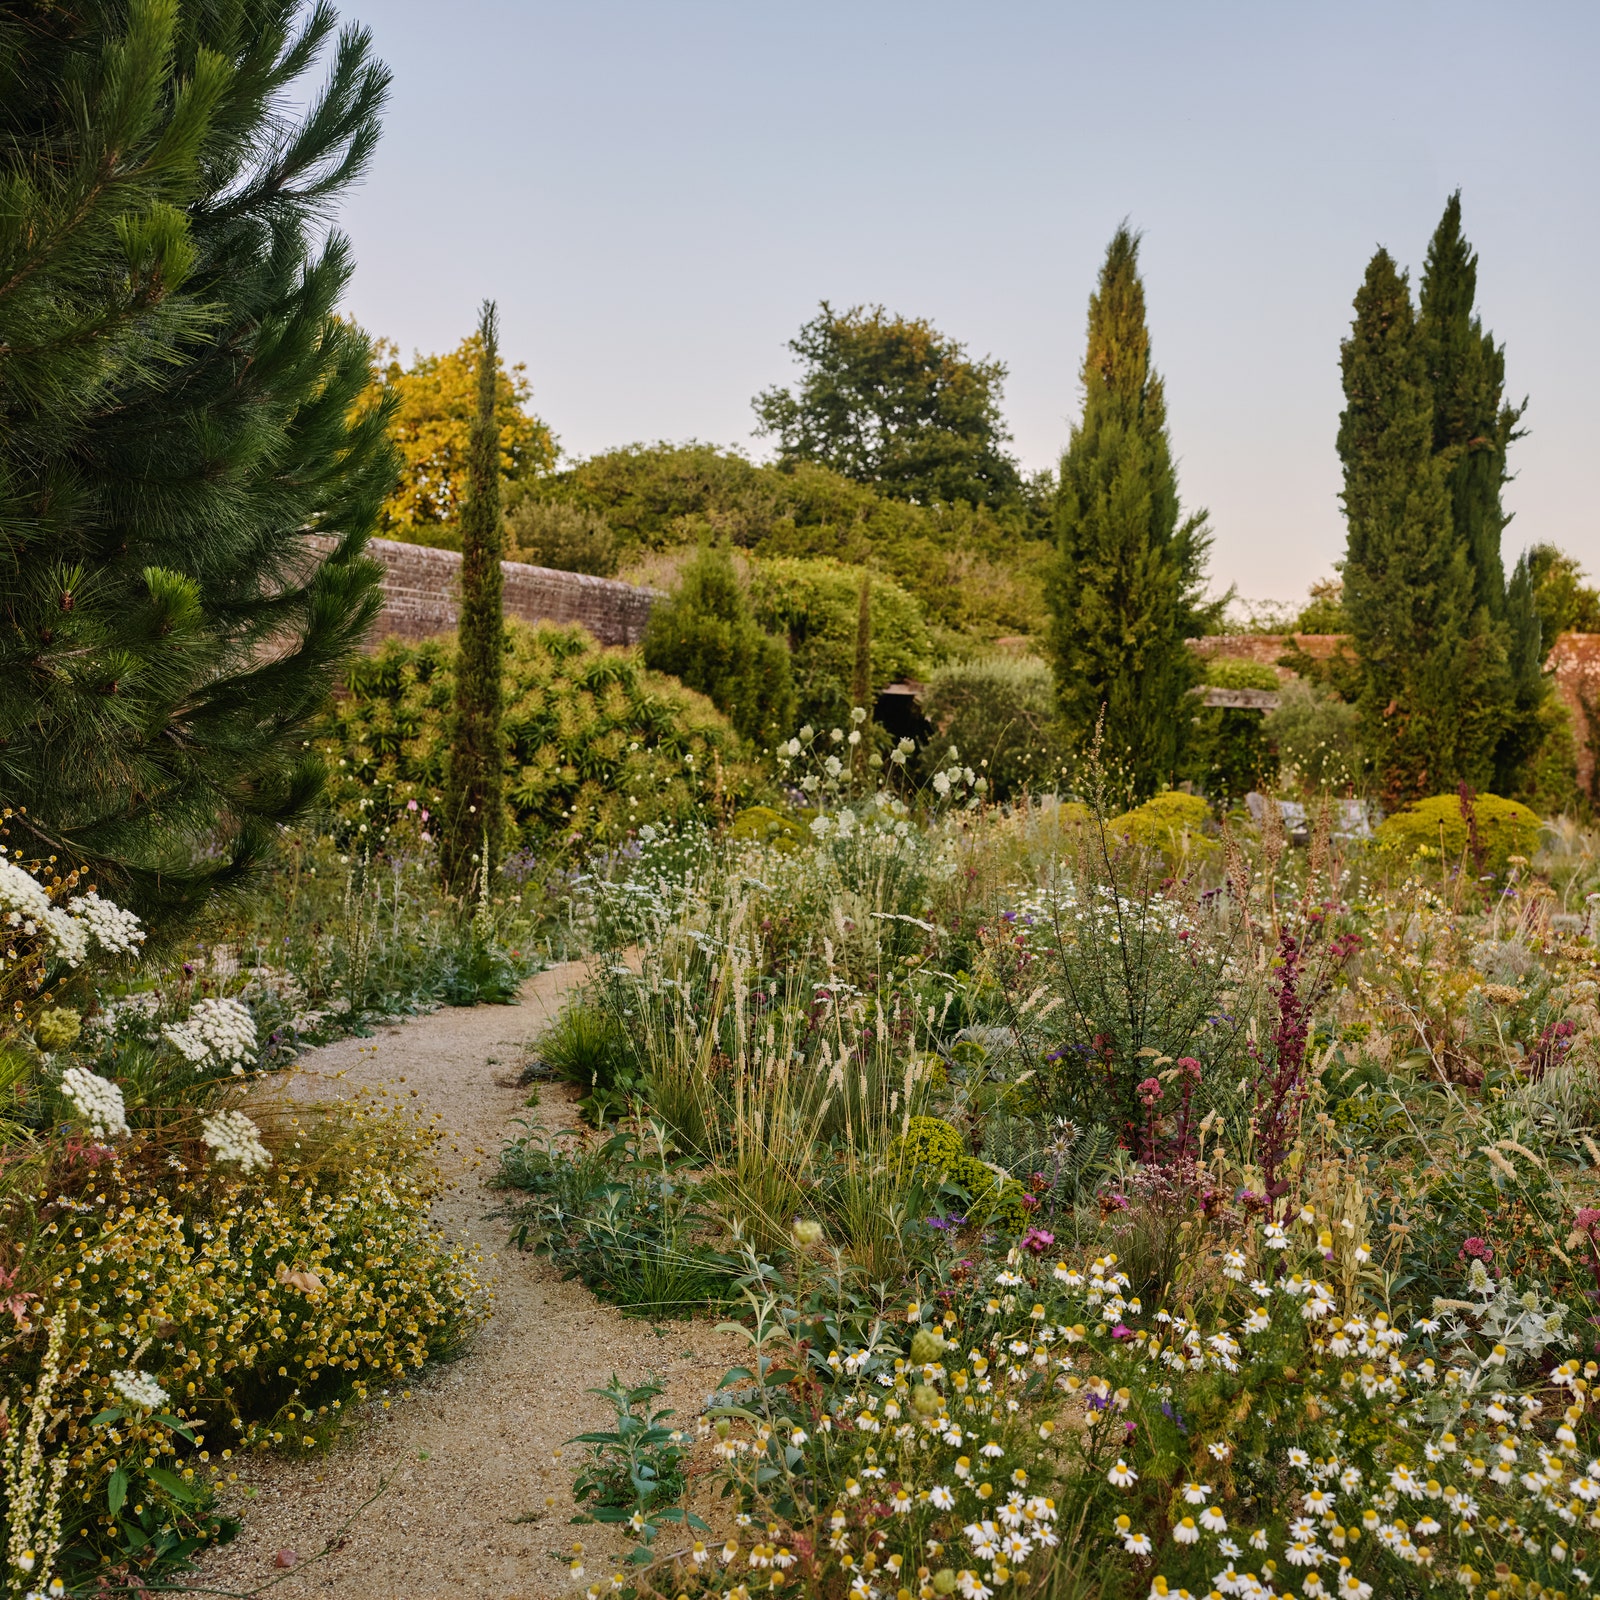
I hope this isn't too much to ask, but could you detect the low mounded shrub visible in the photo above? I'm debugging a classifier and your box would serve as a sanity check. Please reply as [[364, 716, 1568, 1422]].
[[1376, 790, 1542, 872], [894, 1114, 1029, 1231], [321, 620, 758, 855], [1105, 791, 1216, 865]]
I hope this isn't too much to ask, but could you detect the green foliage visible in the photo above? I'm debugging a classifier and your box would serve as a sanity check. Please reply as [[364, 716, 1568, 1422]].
[[1182, 661, 1281, 803], [1106, 792, 1216, 864], [916, 656, 1066, 801], [320, 622, 750, 856], [1375, 791, 1541, 871], [548, 443, 1051, 643], [1263, 678, 1363, 791], [1047, 227, 1215, 799], [747, 559, 931, 734], [728, 806, 805, 852], [643, 547, 796, 746], [1295, 575, 1349, 633], [444, 302, 506, 889], [1527, 542, 1600, 638], [893, 1117, 1028, 1231], [537, 1000, 641, 1099], [1201, 658, 1279, 692], [568, 1374, 703, 1543], [752, 302, 1022, 509], [505, 499, 619, 576], [1517, 694, 1581, 817], [0, 0, 393, 924]]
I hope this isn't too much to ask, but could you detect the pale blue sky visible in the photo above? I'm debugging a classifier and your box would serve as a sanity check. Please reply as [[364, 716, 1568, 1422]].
[[331, 0, 1600, 604]]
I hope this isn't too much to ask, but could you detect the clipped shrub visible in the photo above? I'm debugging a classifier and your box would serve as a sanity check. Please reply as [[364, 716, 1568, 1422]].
[[916, 655, 1066, 801], [747, 557, 930, 734], [1106, 791, 1216, 865], [1376, 791, 1542, 872], [321, 620, 755, 855], [505, 499, 618, 576], [893, 1115, 1028, 1232], [642, 546, 796, 745], [1263, 677, 1362, 791]]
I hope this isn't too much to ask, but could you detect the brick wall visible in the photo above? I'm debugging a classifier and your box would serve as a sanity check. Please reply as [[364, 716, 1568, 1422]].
[[311, 536, 661, 648], [1189, 631, 1600, 798]]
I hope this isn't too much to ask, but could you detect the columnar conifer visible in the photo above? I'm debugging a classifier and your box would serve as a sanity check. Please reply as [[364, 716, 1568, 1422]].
[[443, 302, 506, 890], [1047, 227, 1211, 798]]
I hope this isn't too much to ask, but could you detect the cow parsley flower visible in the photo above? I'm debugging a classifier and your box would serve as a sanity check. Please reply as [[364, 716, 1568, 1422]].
[[59, 1067, 128, 1140], [112, 1369, 169, 1410], [201, 1109, 272, 1173]]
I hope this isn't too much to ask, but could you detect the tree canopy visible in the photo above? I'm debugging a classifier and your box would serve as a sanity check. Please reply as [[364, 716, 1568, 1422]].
[[372, 331, 555, 546], [0, 0, 394, 920], [752, 303, 1023, 509]]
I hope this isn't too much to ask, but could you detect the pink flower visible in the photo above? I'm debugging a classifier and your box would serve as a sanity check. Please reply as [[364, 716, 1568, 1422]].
[[1177, 1056, 1202, 1081], [1020, 1227, 1055, 1254], [1459, 1236, 1494, 1262], [1111, 1323, 1132, 1340], [1577, 1210, 1600, 1232], [406, 799, 418, 811], [1137, 1077, 1164, 1107]]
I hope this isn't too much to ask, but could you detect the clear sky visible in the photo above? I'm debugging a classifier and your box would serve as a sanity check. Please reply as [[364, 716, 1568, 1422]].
[[330, 0, 1600, 606]]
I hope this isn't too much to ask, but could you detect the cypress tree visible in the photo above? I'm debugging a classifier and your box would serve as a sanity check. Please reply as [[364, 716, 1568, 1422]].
[[1417, 193, 1542, 791], [442, 302, 506, 891], [1338, 250, 1501, 803], [0, 0, 393, 922], [851, 569, 872, 784], [1046, 226, 1211, 798]]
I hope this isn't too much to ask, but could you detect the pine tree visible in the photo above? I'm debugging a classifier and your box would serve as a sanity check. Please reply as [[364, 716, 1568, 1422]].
[[1417, 193, 1542, 791], [1338, 250, 1502, 803], [642, 547, 795, 747], [0, 0, 393, 921], [1046, 226, 1212, 798], [442, 303, 506, 890]]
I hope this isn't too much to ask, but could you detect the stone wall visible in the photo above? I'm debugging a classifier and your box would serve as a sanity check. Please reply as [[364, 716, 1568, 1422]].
[[317, 536, 661, 648]]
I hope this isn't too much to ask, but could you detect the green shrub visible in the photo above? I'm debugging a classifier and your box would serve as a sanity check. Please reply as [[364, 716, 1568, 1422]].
[[1263, 677, 1362, 790], [505, 498, 618, 576], [727, 804, 805, 852], [1376, 791, 1542, 871], [1106, 791, 1216, 864], [747, 557, 930, 733], [1202, 657, 1279, 691], [320, 620, 755, 854], [1183, 658, 1279, 799], [916, 655, 1065, 801], [894, 1115, 1028, 1232], [642, 546, 796, 745]]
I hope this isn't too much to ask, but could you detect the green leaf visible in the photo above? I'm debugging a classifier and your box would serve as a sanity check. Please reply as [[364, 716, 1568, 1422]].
[[108, 1466, 129, 1515], [91, 1406, 127, 1429], [148, 1465, 200, 1504]]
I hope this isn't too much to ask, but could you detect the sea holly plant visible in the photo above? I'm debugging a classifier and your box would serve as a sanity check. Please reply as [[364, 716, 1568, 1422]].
[[569, 1376, 708, 1564]]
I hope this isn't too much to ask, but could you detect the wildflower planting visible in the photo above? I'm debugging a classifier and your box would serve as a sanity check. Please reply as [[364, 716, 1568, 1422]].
[[490, 719, 1600, 1600]]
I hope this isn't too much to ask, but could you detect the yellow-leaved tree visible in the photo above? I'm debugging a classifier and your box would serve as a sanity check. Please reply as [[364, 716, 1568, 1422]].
[[370, 332, 556, 547]]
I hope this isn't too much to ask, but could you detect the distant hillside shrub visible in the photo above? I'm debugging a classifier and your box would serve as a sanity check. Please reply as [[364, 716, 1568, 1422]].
[[916, 655, 1065, 800], [1376, 792, 1541, 872], [320, 622, 752, 854]]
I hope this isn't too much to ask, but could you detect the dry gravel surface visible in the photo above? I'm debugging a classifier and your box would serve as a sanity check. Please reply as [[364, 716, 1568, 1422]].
[[189, 961, 743, 1599]]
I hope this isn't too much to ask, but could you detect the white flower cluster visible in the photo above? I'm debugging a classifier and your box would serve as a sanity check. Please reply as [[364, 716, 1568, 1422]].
[[58, 1067, 128, 1140], [200, 1109, 272, 1173], [110, 1369, 168, 1410], [67, 892, 145, 955], [88, 991, 162, 1039], [163, 996, 257, 1073]]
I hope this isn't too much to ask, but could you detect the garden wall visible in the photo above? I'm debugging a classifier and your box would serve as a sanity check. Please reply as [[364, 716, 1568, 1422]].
[[313, 536, 661, 647], [1191, 630, 1600, 797]]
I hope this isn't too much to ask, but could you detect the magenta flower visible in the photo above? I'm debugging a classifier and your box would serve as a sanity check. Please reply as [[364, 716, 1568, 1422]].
[[1020, 1227, 1055, 1254]]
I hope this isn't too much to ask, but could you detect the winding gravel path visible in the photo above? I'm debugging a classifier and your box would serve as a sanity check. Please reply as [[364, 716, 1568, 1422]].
[[190, 962, 741, 1599]]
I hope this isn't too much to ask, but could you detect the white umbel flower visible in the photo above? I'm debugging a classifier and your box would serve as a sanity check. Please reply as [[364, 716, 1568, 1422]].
[[164, 997, 257, 1071], [59, 1067, 128, 1140], [111, 1369, 168, 1409], [201, 1109, 272, 1173], [68, 892, 145, 955]]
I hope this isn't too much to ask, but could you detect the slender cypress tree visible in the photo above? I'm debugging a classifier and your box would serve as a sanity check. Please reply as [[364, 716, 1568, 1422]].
[[1339, 250, 1502, 803], [1417, 193, 1543, 790], [0, 0, 393, 922], [443, 302, 506, 891], [1046, 226, 1211, 798]]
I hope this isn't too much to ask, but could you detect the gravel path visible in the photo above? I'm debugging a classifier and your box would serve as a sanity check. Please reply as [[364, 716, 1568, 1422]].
[[190, 962, 742, 1599]]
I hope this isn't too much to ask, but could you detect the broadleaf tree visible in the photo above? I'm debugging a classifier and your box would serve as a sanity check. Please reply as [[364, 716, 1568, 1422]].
[[1045, 226, 1213, 800], [0, 0, 394, 922], [753, 302, 1022, 509]]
